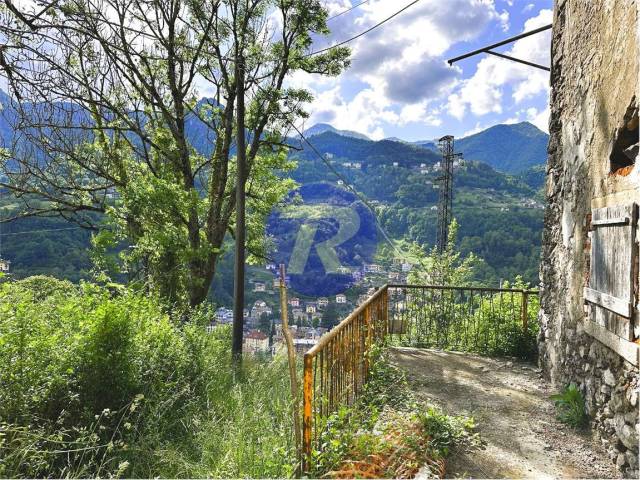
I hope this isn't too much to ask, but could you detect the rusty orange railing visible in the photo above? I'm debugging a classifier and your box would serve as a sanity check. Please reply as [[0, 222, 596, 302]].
[[302, 286, 389, 471], [300, 283, 539, 471]]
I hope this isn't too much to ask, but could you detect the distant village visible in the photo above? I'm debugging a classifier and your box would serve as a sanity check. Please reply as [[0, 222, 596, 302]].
[[207, 259, 414, 356]]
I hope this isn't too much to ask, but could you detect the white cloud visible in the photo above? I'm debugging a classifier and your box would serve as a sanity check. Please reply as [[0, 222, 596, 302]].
[[300, 0, 512, 136], [303, 86, 399, 140], [526, 105, 550, 132]]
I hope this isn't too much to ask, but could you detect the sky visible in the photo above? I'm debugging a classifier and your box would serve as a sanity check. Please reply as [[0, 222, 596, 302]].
[[5, 0, 553, 143], [290, 0, 553, 141]]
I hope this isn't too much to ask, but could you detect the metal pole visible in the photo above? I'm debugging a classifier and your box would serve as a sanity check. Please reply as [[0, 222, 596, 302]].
[[485, 50, 550, 72], [279, 265, 302, 469], [302, 353, 313, 472], [232, 54, 246, 363], [521, 291, 529, 333]]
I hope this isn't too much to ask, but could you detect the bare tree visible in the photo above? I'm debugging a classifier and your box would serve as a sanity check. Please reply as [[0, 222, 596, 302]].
[[0, 0, 349, 306]]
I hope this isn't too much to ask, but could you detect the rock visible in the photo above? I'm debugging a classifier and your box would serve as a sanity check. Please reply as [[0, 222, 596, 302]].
[[506, 361, 513, 368], [623, 411, 637, 424], [601, 385, 611, 395], [616, 453, 627, 467], [481, 366, 491, 373], [618, 423, 639, 451], [626, 451, 638, 470], [604, 369, 616, 386]]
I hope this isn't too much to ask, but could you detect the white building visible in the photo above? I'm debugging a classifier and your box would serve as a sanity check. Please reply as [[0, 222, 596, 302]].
[[253, 282, 266, 292], [244, 330, 270, 354], [364, 264, 382, 273], [0, 258, 10, 272], [336, 293, 347, 304], [289, 297, 301, 307]]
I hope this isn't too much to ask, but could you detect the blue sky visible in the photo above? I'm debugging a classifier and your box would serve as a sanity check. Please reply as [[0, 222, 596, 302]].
[[291, 0, 553, 141]]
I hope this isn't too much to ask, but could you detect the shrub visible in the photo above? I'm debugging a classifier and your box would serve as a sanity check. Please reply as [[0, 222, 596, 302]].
[[551, 384, 589, 428], [0, 276, 297, 478], [310, 348, 476, 478]]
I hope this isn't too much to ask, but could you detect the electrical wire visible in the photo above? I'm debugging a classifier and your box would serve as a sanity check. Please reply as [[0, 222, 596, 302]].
[[0, 226, 86, 236], [305, 0, 422, 58], [288, 122, 410, 261], [327, 0, 370, 21]]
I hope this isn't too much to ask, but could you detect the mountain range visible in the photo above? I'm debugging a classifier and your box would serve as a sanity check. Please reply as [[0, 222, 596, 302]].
[[0, 94, 549, 291], [304, 121, 548, 175]]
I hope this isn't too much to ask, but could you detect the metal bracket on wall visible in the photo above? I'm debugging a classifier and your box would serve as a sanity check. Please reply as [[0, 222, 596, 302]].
[[447, 24, 552, 72]]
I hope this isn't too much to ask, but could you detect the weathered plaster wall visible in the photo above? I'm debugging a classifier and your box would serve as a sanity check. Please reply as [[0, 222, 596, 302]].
[[538, 0, 639, 476]]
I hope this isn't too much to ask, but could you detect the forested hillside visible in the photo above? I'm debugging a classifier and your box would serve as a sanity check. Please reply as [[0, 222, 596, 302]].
[[1, 122, 547, 291]]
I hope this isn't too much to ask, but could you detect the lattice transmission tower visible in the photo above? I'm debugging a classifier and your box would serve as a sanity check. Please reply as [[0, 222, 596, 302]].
[[435, 135, 462, 253]]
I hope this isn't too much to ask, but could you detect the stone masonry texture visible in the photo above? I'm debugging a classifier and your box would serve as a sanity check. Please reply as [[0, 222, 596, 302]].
[[538, 1, 640, 477]]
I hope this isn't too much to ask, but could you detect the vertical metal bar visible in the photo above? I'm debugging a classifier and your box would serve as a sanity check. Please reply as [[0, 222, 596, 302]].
[[522, 291, 529, 333], [302, 353, 313, 472], [364, 304, 372, 377]]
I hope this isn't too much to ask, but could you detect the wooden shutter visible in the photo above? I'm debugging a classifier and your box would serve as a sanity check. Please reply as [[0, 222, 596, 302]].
[[584, 203, 638, 340]]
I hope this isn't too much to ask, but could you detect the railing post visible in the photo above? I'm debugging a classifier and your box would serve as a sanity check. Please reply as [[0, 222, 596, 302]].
[[364, 304, 372, 376], [302, 353, 313, 473], [383, 286, 389, 337], [521, 291, 529, 333]]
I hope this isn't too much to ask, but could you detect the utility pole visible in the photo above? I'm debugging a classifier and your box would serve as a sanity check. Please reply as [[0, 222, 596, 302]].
[[232, 53, 246, 362], [435, 135, 462, 252]]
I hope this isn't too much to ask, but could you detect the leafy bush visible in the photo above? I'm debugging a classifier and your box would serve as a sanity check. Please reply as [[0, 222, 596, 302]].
[[310, 348, 476, 478], [0, 276, 296, 478], [396, 276, 539, 359], [551, 384, 589, 428]]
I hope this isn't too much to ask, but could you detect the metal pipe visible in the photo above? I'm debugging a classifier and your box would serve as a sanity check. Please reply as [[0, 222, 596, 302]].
[[486, 50, 550, 71], [387, 283, 539, 295], [447, 24, 552, 65]]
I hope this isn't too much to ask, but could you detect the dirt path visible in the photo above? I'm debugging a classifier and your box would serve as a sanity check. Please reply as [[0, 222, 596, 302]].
[[391, 347, 620, 479]]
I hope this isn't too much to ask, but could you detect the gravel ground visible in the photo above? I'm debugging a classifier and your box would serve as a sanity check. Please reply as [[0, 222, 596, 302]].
[[391, 347, 621, 479]]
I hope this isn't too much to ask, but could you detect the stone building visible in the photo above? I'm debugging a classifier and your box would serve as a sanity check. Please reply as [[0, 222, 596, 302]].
[[538, 1, 639, 476]]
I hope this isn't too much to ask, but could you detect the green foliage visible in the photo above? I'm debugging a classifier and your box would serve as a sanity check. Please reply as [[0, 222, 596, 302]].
[[310, 348, 475, 478], [419, 406, 476, 456], [0, 277, 297, 478], [321, 301, 340, 329], [406, 219, 482, 286], [551, 384, 589, 429], [392, 275, 539, 359], [469, 277, 540, 359]]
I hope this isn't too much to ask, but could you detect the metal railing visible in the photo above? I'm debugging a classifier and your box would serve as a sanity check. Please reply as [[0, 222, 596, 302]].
[[387, 284, 539, 356], [301, 284, 538, 471], [302, 286, 388, 470]]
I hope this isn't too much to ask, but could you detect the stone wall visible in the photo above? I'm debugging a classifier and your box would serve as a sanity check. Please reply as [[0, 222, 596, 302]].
[[538, 0, 639, 477]]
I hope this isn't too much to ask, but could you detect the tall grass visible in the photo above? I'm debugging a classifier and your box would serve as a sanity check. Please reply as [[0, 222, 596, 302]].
[[0, 276, 297, 478]]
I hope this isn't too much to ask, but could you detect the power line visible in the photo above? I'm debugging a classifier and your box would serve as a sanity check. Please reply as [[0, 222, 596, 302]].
[[305, 0, 422, 58], [0, 226, 86, 236], [289, 122, 409, 261], [327, 0, 370, 21]]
